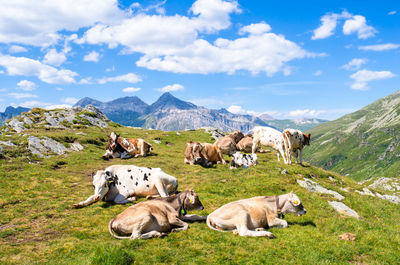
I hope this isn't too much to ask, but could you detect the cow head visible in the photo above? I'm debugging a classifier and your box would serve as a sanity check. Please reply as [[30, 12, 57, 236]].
[[186, 141, 204, 164], [183, 190, 204, 211], [92, 170, 112, 201], [102, 132, 120, 159], [230, 130, 245, 143], [303, 134, 311, 145], [282, 191, 307, 216]]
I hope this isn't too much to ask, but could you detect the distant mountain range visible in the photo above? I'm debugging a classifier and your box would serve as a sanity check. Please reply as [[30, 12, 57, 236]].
[[304, 90, 400, 180], [0, 106, 30, 125], [74, 92, 325, 132]]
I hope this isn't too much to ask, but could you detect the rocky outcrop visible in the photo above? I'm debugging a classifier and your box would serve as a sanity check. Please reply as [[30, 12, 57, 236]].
[[368, 177, 400, 191], [28, 136, 83, 158], [328, 201, 360, 219], [297, 178, 345, 200], [202, 127, 225, 140]]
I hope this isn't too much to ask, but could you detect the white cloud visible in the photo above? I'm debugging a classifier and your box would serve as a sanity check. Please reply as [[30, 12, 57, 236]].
[[358, 43, 400, 51], [8, 45, 28, 53], [0, 54, 77, 84], [45, 104, 72, 110], [227, 105, 260, 116], [122, 87, 141, 92], [56, 87, 63, 91], [62, 97, 79, 104], [79, 77, 94, 84], [17, 80, 36, 91], [98, 73, 141, 84], [312, 11, 376, 40], [8, 92, 38, 99], [288, 109, 326, 118], [0, 0, 127, 47], [388, 11, 397, 15], [343, 15, 377, 39], [341, 58, 367, 71], [43, 49, 67, 66], [83, 51, 101, 62], [239, 22, 271, 36], [159, 84, 184, 92], [350, 69, 396, 90], [313, 70, 322, 76]]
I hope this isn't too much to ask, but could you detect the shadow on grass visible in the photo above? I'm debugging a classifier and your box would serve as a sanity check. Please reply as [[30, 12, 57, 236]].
[[287, 220, 316, 227]]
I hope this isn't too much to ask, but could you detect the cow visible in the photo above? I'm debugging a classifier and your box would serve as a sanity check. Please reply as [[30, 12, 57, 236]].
[[72, 165, 178, 208], [236, 135, 253, 153], [214, 130, 244, 155], [102, 132, 153, 159], [108, 190, 206, 239], [283, 129, 311, 165], [230, 151, 258, 169], [206, 192, 306, 237], [184, 141, 226, 167], [251, 126, 289, 164]]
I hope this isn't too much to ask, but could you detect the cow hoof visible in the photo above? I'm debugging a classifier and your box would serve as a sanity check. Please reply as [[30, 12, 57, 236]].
[[72, 203, 83, 209]]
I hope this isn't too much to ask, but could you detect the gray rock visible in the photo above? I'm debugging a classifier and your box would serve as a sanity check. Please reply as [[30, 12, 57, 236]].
[[368, 177, 400, 192], [355, 188, 375, 197], [328, 201, 360, 219], [7, 118, 25, 133], [69, 142, 84, 152], [80, 115, 109, 128], [23, 116, 33, 125], [0, 140, 16, 147], [281, 169, 289, 175], [28, 136, 68, 157], [328, 176, 337, 182], [297, 178, 345, 201], [152, 140, 161, 144], [375, 193, 400, 204], [83, 105, 110, 121]]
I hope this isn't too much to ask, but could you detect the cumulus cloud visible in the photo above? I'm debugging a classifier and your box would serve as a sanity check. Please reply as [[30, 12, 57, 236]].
[[17, 80, 36, 91], [0, 54, 77, 84], [43, 49, 67, 66], [238, 22, 271, 35], [388, 11, 397, 15], [159, 84, 184, 92], [45, 104, 72, 110], [288, 109, 326, 118], [8, 92, 38, 99], [342, 15, 377, 39], [83, 51, 101, 62], [62, 97, 79, 104], [122, 87, 141, 92], [0, 0, 126, 47], [350, 69, 396, 90], [341, 58, 367, 71], [312, 11, 376, 40], [227, 105, 259, 116], [98, 73, 141, 84], [8, 45, 28, 54], [358, 43, 400, 51]]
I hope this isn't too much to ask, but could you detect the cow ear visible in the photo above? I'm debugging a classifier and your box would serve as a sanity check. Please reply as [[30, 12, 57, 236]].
[[91, 172, 95, 178], [105, 171, 110, 176]]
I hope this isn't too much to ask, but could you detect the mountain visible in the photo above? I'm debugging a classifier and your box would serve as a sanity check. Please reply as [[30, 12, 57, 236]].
[[148, 92, 196, 112], [0, 106, 30, 124], [264, 118, 328, 132], [304, 90, 400, 180]]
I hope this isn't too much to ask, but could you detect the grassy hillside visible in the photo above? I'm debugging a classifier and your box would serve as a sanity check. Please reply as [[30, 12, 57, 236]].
[[1, 124, 400, 264], [304, 91, 400, 180]]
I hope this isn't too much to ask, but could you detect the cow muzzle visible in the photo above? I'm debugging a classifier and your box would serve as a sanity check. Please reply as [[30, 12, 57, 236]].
[[298, 209, 307, 216]]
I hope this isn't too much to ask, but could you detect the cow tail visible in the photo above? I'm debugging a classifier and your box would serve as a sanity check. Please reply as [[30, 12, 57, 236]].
[[206, 215, 227, 232], [108, 218, 131, 240], [282, 131, 290, 158]]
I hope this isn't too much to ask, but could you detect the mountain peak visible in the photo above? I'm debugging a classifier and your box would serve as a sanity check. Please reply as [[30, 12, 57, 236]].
[[149, 92, 197, 112]]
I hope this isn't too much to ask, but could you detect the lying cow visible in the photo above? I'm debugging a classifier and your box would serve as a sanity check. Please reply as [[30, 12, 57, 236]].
[[236, 135, 253, 153], [206, 192, 306, 237], [215, 130, 244, 155], [283, 129, 311, 165], [252, 126, 289, 164], [230, 151, 258, 169], [108, 190, 206, 239], [103, 132, 153, 159], [72, 165, 178, 208], [184, 141, 226, 167]]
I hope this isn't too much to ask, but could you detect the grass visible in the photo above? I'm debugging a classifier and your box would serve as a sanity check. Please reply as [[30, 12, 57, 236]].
[[1, 126, 400, 264]]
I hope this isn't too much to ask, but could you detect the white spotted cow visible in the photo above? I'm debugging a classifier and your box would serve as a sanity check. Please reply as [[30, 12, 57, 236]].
[[251, 126, 289, 164], [72, 165, 178, 208], [283, 129, 311, 165], [230, 151, 258, 169]]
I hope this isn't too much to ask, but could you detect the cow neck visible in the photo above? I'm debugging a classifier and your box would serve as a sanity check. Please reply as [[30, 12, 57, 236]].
[[275, 195, 285, 219], [177, 192, 187, 216]]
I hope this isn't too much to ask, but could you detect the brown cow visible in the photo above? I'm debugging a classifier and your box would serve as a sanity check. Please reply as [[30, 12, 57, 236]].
[[184, 141, 226, 166], [215, 130, 244, 155], [236, 135, 253, 153], [103, 132, 153, 159], [108, 190, 206, 240], [282, 129, 311, 165]]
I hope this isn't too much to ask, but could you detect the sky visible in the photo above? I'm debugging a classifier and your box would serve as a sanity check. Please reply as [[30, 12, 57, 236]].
[[0, 0, 399, 120]]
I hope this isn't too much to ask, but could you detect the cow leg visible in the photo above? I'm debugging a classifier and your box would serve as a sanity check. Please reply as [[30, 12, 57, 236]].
[[181, 215, 207, 222], [251, 140, 259, 154], [130, 215, 166, 240], [120, 151, 132, 159], [278, 148, 288, 164], [113, 194, 133, 204], [154, 177, 169, 197], [72, 195, 100, 208], [133, 231, 166, 239], [299, 149, 303, 165], [167, 213, 189, 232], [269, 218, 288, 228], [233, 213, 274, 237]]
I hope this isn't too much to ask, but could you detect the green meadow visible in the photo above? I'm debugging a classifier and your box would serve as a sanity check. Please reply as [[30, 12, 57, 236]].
[[1, 125, 399, 264]]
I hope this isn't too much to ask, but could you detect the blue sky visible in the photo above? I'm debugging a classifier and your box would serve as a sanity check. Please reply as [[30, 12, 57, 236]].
[[0, 0, 399, 120]]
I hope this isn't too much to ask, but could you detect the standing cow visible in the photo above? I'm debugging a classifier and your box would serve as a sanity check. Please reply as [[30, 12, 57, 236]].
[[72, 165, 178, 208], [283, 129, 311, 165], [251, 126, 289, 164]]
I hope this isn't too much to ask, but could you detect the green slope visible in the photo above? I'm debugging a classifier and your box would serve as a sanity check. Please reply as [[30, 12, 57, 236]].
[[304, 90, 400, 180], [1, 118, 400, 264]]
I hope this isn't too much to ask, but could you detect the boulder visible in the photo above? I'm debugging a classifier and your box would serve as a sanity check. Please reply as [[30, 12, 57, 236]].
[[368, 177, 400, 192], [328, 201, 360, 219], [7, 118, 25, 133], [297, 178, 345, 201]]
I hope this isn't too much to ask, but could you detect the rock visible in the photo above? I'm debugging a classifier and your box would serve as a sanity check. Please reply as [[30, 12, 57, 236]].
[[297, 178, 345, 201], [70, 142, 84, 152], [75, 132, 87, 135], [7, 118, 25, 133], [202, 127, 226, 140], [83, 105, 110, 121], [340, 187, 350, 193], [80, 115, 109, 128], [23, 116, 33, 125], [328, 176, 337, 182], [339, 233, 356, 241], [153, 140, 161, 144], [28, 136, 69, 157], [0, 140, 15, 147], [281, 169, 289, 175], [375, 193, 400, 204], [176, 132, 181, 136], [355, 188, 375, 197], [328, 201, 360, 219], [368, 177, 400, 192]]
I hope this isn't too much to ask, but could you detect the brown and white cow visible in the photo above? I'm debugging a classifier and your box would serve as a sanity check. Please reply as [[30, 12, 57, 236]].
[[108, 190, 206, 240], [214, 130, 244, 155], [184, 141, 226, 167], [103, 132, 153, 159], [282, 129, 311, 165], [252, 126, 289, 164]]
